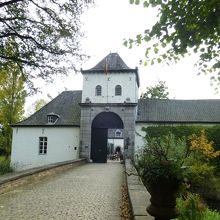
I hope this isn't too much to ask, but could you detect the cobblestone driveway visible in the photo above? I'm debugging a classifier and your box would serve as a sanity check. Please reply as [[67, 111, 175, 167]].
[[0, 162, 124, 220]]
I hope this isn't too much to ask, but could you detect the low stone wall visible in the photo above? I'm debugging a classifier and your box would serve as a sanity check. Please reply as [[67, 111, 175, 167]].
[[125, 159, 154, 220], [0, 159, 87, 188]]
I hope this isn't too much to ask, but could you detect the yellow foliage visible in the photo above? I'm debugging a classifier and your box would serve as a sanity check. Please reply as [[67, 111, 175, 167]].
[[189, 130, 220, 159]]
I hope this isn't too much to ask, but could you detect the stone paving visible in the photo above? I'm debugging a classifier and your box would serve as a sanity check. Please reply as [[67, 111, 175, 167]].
[[0, 161, 124, 220]]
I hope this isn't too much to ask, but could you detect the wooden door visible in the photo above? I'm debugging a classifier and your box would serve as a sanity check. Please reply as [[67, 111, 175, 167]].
[[91, 128, 108, 163]]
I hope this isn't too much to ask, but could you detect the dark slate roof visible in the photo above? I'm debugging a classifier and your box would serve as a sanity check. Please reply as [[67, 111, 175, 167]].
[[82, 53, 140, 87], [13, 91, 82, 127], [137, 99, 220, 123], [82, 53, 132, 72], [13, 92, 220, 127]]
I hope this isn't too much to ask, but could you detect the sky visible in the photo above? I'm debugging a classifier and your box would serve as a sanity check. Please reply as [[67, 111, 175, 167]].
[[26, 0, 220, 113]]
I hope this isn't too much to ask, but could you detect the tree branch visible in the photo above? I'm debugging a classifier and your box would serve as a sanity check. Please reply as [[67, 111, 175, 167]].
[[0, 0, 24, 8], [29, 0, 61, 24], [0, 32, 66, 55], [0, 16, 46, 27], [0, 54, 53, 69]]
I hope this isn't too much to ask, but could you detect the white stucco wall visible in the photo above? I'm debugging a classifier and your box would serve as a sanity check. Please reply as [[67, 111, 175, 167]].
[[135, 123, 147, 153], [11, 127, 80, 171], [82, 72, 138, 103]]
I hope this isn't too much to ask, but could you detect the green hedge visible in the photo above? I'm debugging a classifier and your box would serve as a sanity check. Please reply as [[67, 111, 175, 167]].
[[142, 125, 220, 171], [142, 125, 220, 150]]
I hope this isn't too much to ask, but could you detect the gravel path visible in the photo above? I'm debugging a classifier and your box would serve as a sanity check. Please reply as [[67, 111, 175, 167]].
[[0, 161, 124, 220]]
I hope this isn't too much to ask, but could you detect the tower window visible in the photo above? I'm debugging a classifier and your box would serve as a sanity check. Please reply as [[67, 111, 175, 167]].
[[95, 85, 102, 96], [115, 85, 122, 96]]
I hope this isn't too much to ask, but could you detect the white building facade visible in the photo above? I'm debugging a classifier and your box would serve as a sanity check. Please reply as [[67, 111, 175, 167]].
[[11, 127, 79, 171], [10, 53, 220, 171]]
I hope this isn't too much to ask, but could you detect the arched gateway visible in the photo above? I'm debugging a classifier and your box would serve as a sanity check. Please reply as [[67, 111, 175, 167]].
[[91, 112, 124, 163]]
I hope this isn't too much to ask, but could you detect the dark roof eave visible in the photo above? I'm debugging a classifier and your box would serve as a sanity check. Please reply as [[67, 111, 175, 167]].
[[135, 120, 220, 124], [79, 102, 138, 107], [81, 69, 137, 74], [11, 124, 80, 128]]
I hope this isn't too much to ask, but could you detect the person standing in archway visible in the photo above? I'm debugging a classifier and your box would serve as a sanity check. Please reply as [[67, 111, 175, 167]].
[[115, 146, 123, 161]]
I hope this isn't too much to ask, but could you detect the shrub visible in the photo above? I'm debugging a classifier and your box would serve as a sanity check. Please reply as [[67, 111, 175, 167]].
[[136, 133, 187, 186], [177, 194, 206, 220], [204, 209, 220, 220], [184, 130, 220, 188], [187, 163, 215, 188], [176, 194, 206, 220], [0, 157, 13, 175], [143, 125, 220, 171], [176, 193, 220, 220], [137, 129, 218, 189], [189, 130, 220, 159]]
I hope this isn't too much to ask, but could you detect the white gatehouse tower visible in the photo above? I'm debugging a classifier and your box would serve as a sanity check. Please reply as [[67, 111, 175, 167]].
[[79, 53, 139, 162]]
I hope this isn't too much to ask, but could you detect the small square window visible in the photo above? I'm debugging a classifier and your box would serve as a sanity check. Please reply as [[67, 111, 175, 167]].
[[39, 137, 47, 155]]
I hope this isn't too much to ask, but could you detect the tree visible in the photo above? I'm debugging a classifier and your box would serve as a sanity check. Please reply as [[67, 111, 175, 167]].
[[140, 80, 169, 99], [34, 99, 47, 112], [126, 1, 220, 86], [0, 0, 93, 89], [0, 40, 26, 157]]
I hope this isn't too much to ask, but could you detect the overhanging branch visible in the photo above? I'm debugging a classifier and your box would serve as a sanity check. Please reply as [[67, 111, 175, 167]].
[[0, 0, 24, 8]]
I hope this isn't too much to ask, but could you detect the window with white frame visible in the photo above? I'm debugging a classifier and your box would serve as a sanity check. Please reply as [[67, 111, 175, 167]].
[[47, 116, 54, 124], [39, 137, 47, 155], [95, 85, 102, 96], [47, 113, 59, 124], [115, 85, 122, 96]]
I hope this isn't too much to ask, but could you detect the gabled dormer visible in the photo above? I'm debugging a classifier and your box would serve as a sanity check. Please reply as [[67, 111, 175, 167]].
[[81, 53, 139, 104]]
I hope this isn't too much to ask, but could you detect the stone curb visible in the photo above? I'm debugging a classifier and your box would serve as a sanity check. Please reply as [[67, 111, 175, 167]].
[[0, 158, 87, 186], [125, 159, 154, 220]]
